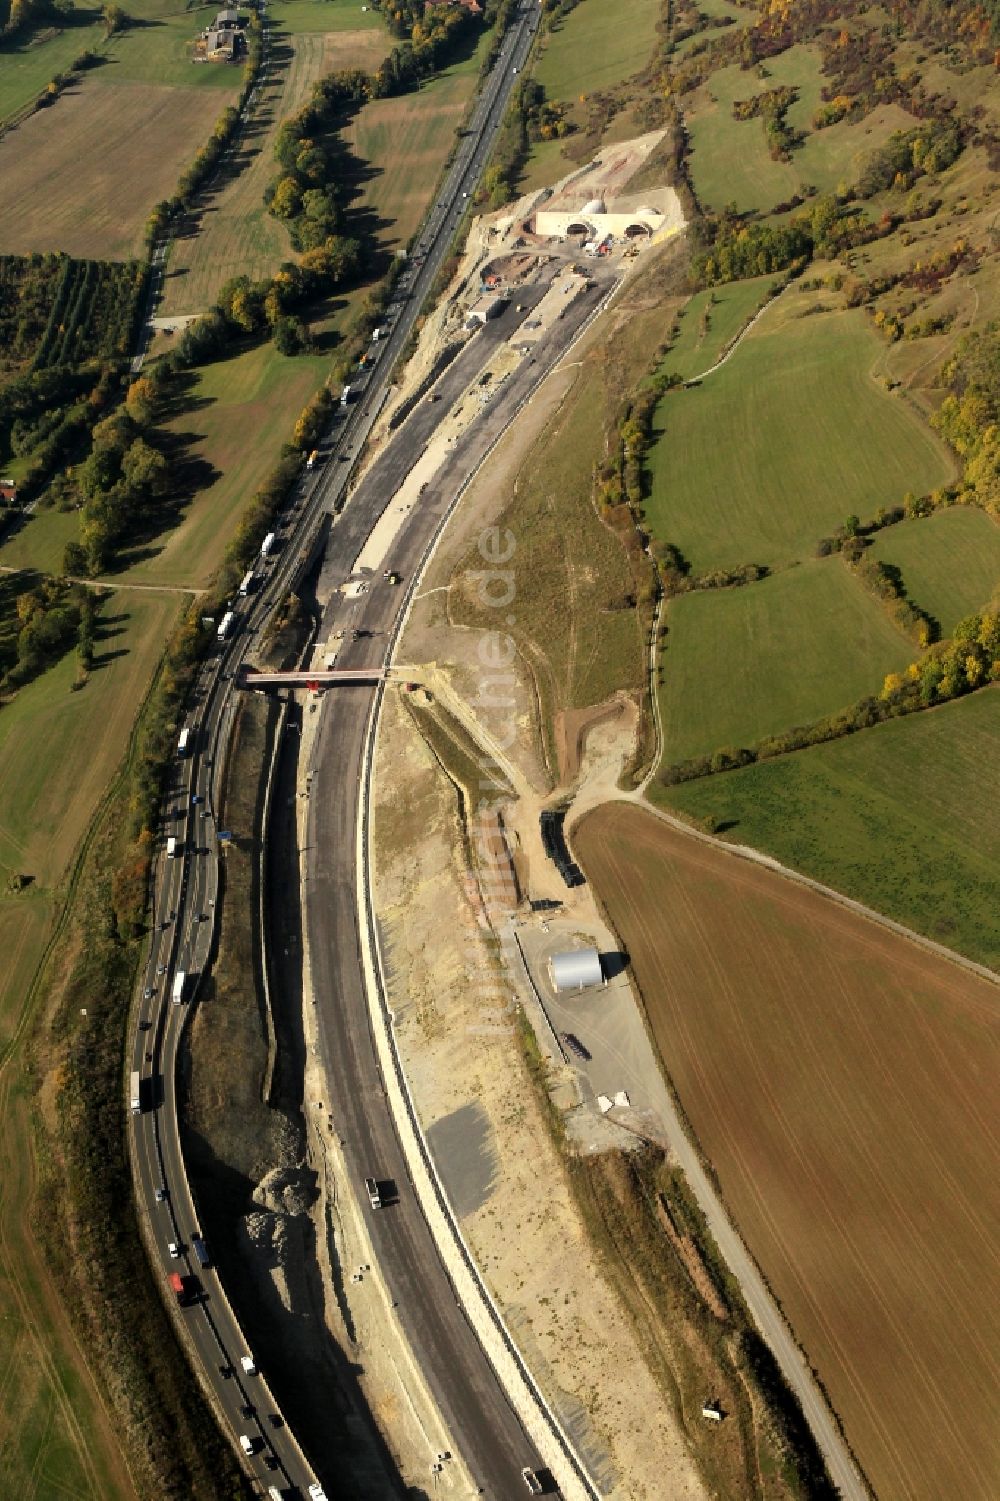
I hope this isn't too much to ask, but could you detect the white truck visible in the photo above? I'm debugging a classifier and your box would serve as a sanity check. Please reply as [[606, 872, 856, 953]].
[[259, 531, 276, 558], [166, 836, 178, 859], [130, 1071, 142, 1115], [217, 610, 235, 643], [238, 568, 255, 597], [241, 1353, 257, 1375], [171, 971, 186, 1006], [177, 726, 191, 756], [340, 384, 352, 407]]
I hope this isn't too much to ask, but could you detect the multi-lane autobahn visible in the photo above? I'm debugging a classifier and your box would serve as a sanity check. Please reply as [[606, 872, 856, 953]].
[[129, 3, 554, 1495]]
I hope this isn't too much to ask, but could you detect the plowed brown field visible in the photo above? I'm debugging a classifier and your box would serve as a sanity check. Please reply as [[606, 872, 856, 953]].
[[574, 801, 1000, 1501], [0, 81, 230, 261]]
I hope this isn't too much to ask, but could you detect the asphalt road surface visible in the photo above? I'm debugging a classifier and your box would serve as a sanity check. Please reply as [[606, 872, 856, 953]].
[[297, 271, 616, 1498], [128, 3, 550, 1495]]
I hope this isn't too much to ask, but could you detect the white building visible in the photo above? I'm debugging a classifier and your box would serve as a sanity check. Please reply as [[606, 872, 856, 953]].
[[549, 948, 604, 993]]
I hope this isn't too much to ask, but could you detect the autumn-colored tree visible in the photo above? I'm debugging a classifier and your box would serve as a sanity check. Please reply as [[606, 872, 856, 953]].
[[125, 376, 156, 425], [102, 3, 127, 36]]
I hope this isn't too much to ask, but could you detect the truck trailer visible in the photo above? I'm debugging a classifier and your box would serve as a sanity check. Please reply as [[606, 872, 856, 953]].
[[166, 836, 178, 858], [259, 531, 276, 558], [217, 610, 236, 642], [177, 726, 191, 756], [172, 970, 186, 1006], [130, 1071, 142, 1114], [238, 568, 256, 597]]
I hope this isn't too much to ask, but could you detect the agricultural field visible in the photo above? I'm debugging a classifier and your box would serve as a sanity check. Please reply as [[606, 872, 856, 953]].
[[0, 892, 52, 1057], [657, 687, 1000, 969], [0, 584, 178, 1501], [161, 5, 390, 314], [120, 341, 329, 586], [867, 507, 1000, 637], [0, 509, 81, 576], [644, 301, 956, 572], [0, 588, 179, 886], [0, 79, 231, 260], [658, 560, 914, 764], [266, 0, 385, 34], [345, 33, 488, 255], [0, 9, 106, 123], [574, 800, 1000, 1501], [0, 1068, 136, 1501], [658, 273, 777, 381], [532, 0, 661, 101]]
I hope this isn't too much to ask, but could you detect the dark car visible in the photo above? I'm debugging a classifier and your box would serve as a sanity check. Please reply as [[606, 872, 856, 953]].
[[267, 1413, 284, 1429]]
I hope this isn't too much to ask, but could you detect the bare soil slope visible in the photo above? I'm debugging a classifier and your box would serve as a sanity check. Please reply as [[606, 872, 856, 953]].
[[574, 801, 1000, 1501]]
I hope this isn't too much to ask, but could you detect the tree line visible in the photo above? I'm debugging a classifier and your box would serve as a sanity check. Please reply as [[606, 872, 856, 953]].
[[731, 84, 800, 162], [61, 371, 171, 577], [660, 608, 1000, 788], [144, 9, 265, 248], [933, 322, 1000, 516], [0, 576, 98, 694]]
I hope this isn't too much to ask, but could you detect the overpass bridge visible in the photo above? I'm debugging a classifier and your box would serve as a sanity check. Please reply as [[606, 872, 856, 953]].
[[238, 665, 416, 692]]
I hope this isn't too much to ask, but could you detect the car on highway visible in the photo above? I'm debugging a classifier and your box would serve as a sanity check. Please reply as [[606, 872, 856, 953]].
[[241, 1354, 257, 1375], [155, 1186, 167, 1203], [239, 1434, 261, 1456], [168, 1241, 181, 1258], [143, 987, 154, 1000], [264, 1455, 280, 1472], [219, 1362, 234, 1379]]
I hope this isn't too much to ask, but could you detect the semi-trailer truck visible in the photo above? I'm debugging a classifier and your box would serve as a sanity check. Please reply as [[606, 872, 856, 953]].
[[340, 384, 352, 407], [130, 1071, 142, 1114], [259, 531, 276, 558], [217, 610, 236, 642], [238, 568, 255, 597], [166, 836, 178, 858], [172, 971, 186, 1006], [306, 449, 319, 469], [177, 726, 191, 756]]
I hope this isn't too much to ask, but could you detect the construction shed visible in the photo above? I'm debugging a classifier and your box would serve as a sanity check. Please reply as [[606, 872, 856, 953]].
[[550, 949, 603, 993], [467, 292, 505, 327]]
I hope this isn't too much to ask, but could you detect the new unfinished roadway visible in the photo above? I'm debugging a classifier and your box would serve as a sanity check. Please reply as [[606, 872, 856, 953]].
[[130, 2, 868, 1496]]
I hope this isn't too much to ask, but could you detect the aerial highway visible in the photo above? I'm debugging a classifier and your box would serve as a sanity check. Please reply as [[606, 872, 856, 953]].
[[127, 2, 558, 1494]]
